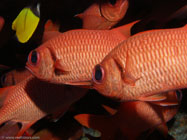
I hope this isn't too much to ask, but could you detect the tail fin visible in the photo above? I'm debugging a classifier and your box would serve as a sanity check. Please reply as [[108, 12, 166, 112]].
[[112, 20, 139, 39], [74, 114, 117, 140]]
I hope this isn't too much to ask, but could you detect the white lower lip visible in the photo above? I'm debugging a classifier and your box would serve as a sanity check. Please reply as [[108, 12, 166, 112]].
[[25, 66, 35, 76]]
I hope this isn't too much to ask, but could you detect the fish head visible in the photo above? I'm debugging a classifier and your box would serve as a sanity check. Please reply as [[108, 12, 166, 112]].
[[92, 57, 123, 99], [100, 0, 129, 22], [1, 69, 31, 87], [26, 46, 54, 80], [1, 72, 11, 87]]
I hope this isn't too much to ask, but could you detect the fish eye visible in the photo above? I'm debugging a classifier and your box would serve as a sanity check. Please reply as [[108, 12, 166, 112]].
[[0, 74, 6, 86], [29, 50, 39, 65], [109, 0, 116, 5], [176, 90, 182, 101], [93, 64, 104, 84]]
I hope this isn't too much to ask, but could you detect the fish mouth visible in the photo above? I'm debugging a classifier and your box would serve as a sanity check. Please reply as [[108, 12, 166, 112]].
[[25, 63, 36, 76]]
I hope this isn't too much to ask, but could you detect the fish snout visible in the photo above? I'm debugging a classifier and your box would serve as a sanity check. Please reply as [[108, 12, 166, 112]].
[[26, 48, 54, 80], [92, 57, 124, 99]]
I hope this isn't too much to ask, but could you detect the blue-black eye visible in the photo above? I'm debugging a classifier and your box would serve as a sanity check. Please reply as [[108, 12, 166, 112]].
[[109, 0, 116, 5], [93, 65, 104, 84], [28, 50, 39, 65], [176, 90, 182, 101], [0, 74, 6, 86], [31, 50, 38, 64]]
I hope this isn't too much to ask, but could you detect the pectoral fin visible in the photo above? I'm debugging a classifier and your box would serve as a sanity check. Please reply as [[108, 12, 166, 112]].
[[149, 91, 180, 106], [16, 121, 37, 137], [65, 81, 92, 86], [138, 94, 167, 102], [123, 71, 141, 86], [113, 52, 140, 86], [74, 13, 84, 19], [54, 59, 70, 75], [102, 105, 117, 115], [74, 114, 91, 128]]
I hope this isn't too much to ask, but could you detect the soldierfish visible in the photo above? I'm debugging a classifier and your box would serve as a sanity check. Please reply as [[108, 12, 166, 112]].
[[0, 75, 87, 136], [0, 68, 31, 87], [75, 91, 181, 140], [26, 22, 136, 86], [92, 25, 187, 101], [42, 20, 61, 43], [76, 0, 128, 29]]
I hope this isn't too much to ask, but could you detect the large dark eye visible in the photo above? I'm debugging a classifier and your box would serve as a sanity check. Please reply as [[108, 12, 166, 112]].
[[28, 50, 39, 65], [109, 0, 117, 5], [176, 90, 182, 101], [0, 74, 6, 86], [93, 64, 104, 84]]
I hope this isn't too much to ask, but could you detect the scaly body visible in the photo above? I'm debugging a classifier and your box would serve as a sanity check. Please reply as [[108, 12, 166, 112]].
[[76, 0, 128, 30], [0, 75, 87, 136], [92, 25, 187, 101], [26, 26, 131, 85]]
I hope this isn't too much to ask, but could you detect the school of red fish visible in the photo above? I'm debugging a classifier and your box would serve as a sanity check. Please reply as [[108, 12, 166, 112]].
[[0, 0, 186, 140]]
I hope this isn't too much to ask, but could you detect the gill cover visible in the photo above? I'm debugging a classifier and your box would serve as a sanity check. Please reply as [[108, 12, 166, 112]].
[[12, 3, 40, 43]]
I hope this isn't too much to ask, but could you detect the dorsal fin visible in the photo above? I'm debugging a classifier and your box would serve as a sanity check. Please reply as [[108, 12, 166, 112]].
[[112, 20, 139, 38]]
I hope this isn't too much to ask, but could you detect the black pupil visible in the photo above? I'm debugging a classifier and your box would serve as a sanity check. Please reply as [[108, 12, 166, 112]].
[[1, 74, 6, 85], [31, 51, 38, 64], [95, 65, 102, 81], [109, 0, 116, 5], [176, 90, 182, 101]]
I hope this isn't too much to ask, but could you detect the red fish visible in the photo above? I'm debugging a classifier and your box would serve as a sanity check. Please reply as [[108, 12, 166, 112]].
[[92, 25, 187, 101], [76, 0, 129, 29], [26, 22, 136, 86], [42, 20, 61, 42], [42, 31, 61, 43], [1, 69, 31, 87], [44, 20, 60, 32], [0, 75, 87, 136], [75, 91, 181, 140]]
